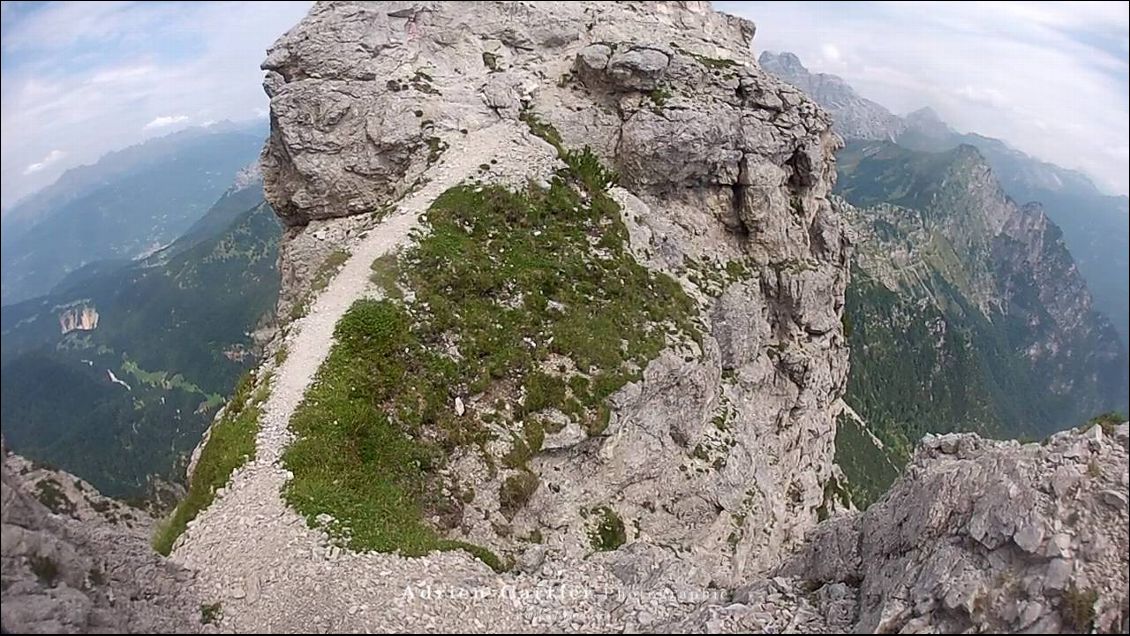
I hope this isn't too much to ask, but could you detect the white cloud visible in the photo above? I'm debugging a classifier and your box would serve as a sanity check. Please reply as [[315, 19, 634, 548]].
[[23, 149, 66, 175], [821, 43, 842, 63], [954, 85, 1009, 109], [90, 65, 157, 84], [144, 114, 190, 130], [719, 1, 1130, 195]]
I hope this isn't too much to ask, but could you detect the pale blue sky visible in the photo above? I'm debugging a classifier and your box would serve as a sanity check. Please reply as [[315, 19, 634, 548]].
[[2, 1, 1128, 206], [1, 1, 313, 206]]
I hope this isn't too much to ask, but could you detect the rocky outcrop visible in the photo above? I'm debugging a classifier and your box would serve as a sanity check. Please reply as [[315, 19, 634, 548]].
[[668, 424, 1130, 633], [257, 0, 849, 587], [759, 51, 905, 141], [1, 446, 201, 634], [57, 303, 99, 335]]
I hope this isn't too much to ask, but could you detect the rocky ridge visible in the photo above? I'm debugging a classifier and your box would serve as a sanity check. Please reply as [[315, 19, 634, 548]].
[[247, 0, 850, 586], [173, 0, 851, 629], [670, 422, 1130, 633]]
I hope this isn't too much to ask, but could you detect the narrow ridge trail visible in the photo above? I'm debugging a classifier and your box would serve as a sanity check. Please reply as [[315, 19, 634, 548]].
[[171, 122, 613, 633]]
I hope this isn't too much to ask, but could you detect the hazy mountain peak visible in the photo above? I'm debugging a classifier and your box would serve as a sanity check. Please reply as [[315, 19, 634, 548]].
[[758, 50, 808, 75], [761, 51, 1129, 344], [759, 50, 905, 140], [904, 106, 956, 138]]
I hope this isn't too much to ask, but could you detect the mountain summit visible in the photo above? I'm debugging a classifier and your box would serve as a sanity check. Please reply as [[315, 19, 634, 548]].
[[758, 50, 906, 140]]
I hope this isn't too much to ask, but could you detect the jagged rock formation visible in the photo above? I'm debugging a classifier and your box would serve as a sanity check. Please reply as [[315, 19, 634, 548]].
[[758, 51, 905, 141], [667, 423, 1130, 633], [252, 0, 849, 586], [1, 446, 202, 634]]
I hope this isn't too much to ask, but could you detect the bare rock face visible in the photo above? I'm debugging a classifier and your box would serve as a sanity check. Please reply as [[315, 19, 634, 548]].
[[779, 424, 1130, 633], [663, 425, 1130, 633], [1, 447, 201, 634], [260, 0, 848, 587]]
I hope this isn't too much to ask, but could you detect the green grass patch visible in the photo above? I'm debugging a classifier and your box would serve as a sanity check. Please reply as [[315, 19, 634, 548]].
[[499, 470, 540, 520], [200, 602, 223, 625], [1061, 583, 1098, 632], [311, 248, 350, 293], [648, 87, 672, 110], [35, 478, 74, 516], [153, 371, 266, 555], [833, 411, 902, 509], [588, 505, 626, 551], [369, 253, 403, 299], [1087, 411, 1125, 436], [282, 128, 697, 568], [670, 42, 738, 69]]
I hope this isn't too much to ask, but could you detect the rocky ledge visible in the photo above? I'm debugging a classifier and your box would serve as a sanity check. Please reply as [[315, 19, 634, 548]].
[[669, 422, 1130, 633]]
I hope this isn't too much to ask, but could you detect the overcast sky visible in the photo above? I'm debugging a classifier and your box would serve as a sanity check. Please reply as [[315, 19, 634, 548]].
[[2, 2, 1128, 207], [720, 1, 1130, 196], [0, 1, 312, 208]]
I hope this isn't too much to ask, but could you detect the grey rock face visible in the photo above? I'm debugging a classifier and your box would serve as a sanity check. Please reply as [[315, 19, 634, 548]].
[[778, 425, 1130, 633], [575, 44, 671, 91], [261, 0, 849, 587], [1, 447, 201, 634]]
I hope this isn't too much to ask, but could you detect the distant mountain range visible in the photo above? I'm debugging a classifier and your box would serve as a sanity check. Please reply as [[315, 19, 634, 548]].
[[1, 121, 267, 306], [0, 128, 279, 497], [760, 51, 1130, 347], [762, 52, 1129, 506]]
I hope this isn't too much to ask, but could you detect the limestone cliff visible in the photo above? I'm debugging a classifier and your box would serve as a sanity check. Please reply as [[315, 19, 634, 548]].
[[258, 0, 848, 585], [57, 303, 99, 335]]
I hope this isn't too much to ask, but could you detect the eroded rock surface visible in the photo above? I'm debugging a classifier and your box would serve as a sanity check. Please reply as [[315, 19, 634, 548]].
[[670, 424, 1130, 633], [257, 0, 848, 588], [1, 447, 201, 634]]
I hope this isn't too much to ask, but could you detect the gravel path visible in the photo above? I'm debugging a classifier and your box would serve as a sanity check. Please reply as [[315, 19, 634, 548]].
[[170, 123, 639, 633]]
